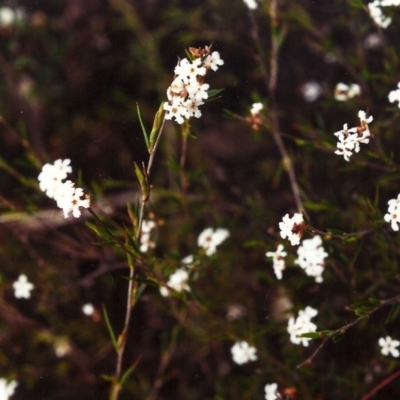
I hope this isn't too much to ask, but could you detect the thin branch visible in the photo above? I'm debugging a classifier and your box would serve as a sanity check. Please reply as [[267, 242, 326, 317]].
[[296, 293, 400, 369], [110, 116, 167, 400], [249, 1, 306, 216], [360, 368, 400, 400]]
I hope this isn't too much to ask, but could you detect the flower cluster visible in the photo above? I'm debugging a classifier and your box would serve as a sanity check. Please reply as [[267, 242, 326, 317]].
[[140, 220, 156, 252], [197, 227, 230, 256], [160, 268, 190, 297], [287, 306, 318, 347], [38, 159, 90, 218], [384, 194, 400, 231], [230, 341, 257, 365], [0, 378, 17, 400], [388, 82, 400, 107], [334, 82, 361, 101], [266, 244, 287, 280], [334, 110, 373, 162], [13, 274, 34, 299], [379, 336, 400, 357], [164, 47, 223, 124], [279, 213, 305, 246], [368, 0, 400, 28], [265, 383, 279, 400], [295, 235, 328, 283]]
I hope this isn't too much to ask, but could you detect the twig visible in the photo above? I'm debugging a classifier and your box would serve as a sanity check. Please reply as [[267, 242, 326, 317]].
[[296, 293, 400, 369], [360, 368, 400, 400], [110, 116, 167, 400], [248, 1, 306, 217]]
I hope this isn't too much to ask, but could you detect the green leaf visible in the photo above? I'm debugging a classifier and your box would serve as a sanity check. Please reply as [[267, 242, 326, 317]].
[[300, 332, 320, 339], [86, 221, 111, 240], [120, 358, 141, 386], [102, 305, 118, 350], [136, 103, 149, 149], [149, 102, 165, 152], [134, 162, 149, 199]]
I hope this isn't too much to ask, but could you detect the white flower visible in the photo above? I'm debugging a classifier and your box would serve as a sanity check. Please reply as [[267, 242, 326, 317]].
[[231, 341, 257, 365], [242, 0, 258, 9], [295, 235, 328, 283], [38, 159, 72, 199], [13, 274, 34, 299], [266, 244, 287, 280], [379, 336, 400, 357], [198, 227, 230, 256], [160, 268, 190, 297], [384, 194, 400, 231], [57, 184, 90, 218], [164, 49, 223, 124], [265, 383, 279, 400], [203, 51, 224, 71], [250, 102, 263, 115], [334, 83, 361, 101], [287, 306, 318, 347], [38, 159, 90, 218], [181, 254, 194, 269], [0, 6, 25, 27], [368, 1, 392, 28], [388, 82, 400, 107], [279, 213, 304, 246], [334, 111, 373, 161], [140, 220, 156, 252], [301, 81, 322, 102], [0, 378, 17, 400], [82, 303, 94, 316]]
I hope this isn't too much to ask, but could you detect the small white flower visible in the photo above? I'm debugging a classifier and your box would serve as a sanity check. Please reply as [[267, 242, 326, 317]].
[[250, 102, 263, 115], [82, 303, 94, 316], [38, 159, 72, 199], [279, 213, 304, 246], [384, 194, 400, 231], [265, 383, 279, 400], [231, 341, 257, 365], [379, 336, 400, 357], [160, 268, 190, 297], [334, 111, 373, 161], [13, 274, 34, 299], [334, 83, 361, 101], [388, 82, 400, 107], [301, 81, 322, 102], [198, 227, 230, 256], [242, 0, 258, 9], [140, 220, 156, 252], [368, 1, 392, 28], [0, 378, 17, 400], [295, 235, 328, 283], [266, 244, 287, 280], [287, 306, 318, 347], [0, 6, 25, 27], [203, 51, 224, 71]]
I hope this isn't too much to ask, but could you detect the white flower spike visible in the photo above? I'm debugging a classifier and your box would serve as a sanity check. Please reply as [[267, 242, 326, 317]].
[[38, 159, 90, 218]]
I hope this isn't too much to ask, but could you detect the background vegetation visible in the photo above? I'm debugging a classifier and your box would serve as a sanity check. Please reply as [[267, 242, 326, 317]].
[[1, 0, 400, 399]]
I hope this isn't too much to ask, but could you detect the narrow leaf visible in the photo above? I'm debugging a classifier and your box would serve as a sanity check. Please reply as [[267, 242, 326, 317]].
[[102, 305, 118, 350], [136, 103, 149, 149]]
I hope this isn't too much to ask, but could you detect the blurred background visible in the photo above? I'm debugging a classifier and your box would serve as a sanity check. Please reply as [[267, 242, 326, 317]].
[[1, 0, 400, 399]]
